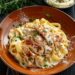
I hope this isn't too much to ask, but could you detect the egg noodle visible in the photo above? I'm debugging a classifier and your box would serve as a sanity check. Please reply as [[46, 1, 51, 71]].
[[8, 18, 69, 68]]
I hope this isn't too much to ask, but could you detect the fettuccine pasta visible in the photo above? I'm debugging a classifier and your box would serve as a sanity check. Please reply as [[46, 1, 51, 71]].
[[8, 18, 69, 68]]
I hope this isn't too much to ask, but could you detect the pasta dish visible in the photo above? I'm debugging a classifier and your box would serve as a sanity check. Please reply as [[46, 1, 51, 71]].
[[45, 0, 74, 8], [8, 18, 69, 68]]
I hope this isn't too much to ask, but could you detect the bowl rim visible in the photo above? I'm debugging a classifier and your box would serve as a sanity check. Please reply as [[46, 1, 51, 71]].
[[0, 5, 75, 75]]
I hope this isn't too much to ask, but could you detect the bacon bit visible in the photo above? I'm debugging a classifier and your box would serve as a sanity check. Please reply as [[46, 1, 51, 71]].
[[55, 35, 62, 42], [34, 43, 41, 50], [26, 39, 33, 45], [26, 51, 32, 57]]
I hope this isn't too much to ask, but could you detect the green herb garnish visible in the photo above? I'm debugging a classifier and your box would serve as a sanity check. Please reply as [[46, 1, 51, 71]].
[[0, 0, 35, 15], [33, 31, 39, 36], [43, 30, 47, 32], [44, 64, 48, 67], [16, 35, 23, 40]]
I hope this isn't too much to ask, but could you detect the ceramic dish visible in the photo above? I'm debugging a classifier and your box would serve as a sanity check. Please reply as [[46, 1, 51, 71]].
[[0, 6, 75, 75]]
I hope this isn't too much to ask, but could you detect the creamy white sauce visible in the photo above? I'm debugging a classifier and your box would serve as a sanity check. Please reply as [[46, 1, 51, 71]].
[[45, 45, 52, 51], [45, 0, 75, 8], [35, 35, 43, 41]]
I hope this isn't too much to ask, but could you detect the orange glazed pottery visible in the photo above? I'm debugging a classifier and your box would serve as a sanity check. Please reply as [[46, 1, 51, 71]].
[[0, 6, 75, 75]]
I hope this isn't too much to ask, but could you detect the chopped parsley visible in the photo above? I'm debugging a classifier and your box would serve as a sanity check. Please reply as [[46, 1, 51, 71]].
[[33, 31, 39, 36], [44, 64, 48, 68], [43, 30, 47, 33], [16, 35, 23, 40]]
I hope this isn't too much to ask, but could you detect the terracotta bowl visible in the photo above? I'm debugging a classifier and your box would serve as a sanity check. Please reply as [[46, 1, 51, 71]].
[[0, 6, 75, 75]]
